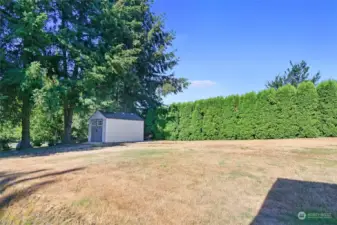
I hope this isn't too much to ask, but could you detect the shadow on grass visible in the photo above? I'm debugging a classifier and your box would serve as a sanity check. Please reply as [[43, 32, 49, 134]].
[[0, 169, 49, 192], [0, 167, 85, 210], [0, 142, 125, 159], [0, 180, 57, 209], [250, 178, 337, 225]]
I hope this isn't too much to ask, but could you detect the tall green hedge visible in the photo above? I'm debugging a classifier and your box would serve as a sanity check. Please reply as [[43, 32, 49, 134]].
[[177, 102, 194, 140], [237, 92, 257, 139], [296, 82, 320, 137], [274, 85, 298, 138], [317, 80, 337, 136], [190, 100, 204, 140], [255, 89, 277, 139], [220, 95, 239, 139], [202, 97, 223, 140], [146, 80, 337, 140], [144, 107, 168, 140], [163, 104, 179, 140]]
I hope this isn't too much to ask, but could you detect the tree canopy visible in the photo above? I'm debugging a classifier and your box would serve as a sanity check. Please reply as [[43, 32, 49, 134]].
[[266, 60, 321, 89], [0, 0, 188, 149]]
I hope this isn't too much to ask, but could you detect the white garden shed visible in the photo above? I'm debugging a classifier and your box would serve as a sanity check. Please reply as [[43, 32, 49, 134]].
[[88, 111, 144, 143]]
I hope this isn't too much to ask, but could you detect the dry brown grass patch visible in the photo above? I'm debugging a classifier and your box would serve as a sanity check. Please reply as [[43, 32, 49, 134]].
[[1, 138, 337, 224]]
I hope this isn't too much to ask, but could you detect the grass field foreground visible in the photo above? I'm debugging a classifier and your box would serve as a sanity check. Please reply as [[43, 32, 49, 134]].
[[1, 139, 337, 224]]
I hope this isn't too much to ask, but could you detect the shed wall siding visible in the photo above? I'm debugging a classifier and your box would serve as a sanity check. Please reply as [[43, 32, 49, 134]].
[[105, 119, 144, 142]]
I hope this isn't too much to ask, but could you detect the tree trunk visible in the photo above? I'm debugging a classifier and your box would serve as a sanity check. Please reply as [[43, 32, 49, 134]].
[[62, 102, 74, 144], [19, 94, 32, 149]]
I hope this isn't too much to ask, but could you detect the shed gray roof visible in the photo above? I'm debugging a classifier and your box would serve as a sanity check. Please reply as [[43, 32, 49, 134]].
[[99, 111, 143, 121]]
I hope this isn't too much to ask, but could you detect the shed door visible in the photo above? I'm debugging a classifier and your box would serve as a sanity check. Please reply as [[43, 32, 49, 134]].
[[91, 119, 103, 142]]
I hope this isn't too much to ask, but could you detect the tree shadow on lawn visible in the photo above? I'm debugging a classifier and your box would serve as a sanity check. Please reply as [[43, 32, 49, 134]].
[[0, 169, 49, 192], [0, 167, 85, 210], [0, 142, 125, 159], [251, 178, 337, 225]]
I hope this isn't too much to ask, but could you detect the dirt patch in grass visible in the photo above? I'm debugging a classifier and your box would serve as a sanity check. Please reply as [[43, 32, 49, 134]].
[[1, 138, 337, 224]]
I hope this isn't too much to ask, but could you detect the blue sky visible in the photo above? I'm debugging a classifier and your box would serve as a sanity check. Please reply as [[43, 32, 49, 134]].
[[152, 0, 337, 104]]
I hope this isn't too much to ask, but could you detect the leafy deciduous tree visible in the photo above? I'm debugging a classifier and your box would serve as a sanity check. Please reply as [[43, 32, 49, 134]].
[[0, 0, 49, 148]]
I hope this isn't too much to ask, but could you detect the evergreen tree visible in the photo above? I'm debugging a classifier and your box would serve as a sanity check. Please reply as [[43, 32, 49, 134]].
[[145, 81, 337, 141], [317, 80, 337, 136], [237, 92, 257, 139], [201, 98, 215, 140], [296, 82, 320, 137], [255, 89, 277, 139], [144, 107, 168, 140], [163, 104, 180, 140], [92, 0, 188, 114], [177, 102, 194, 140], [39, 0, 187, 143], [201, 97, 224, 140], [274, 85, 298, 138], [266, 61, 320, 89], [190, 100, 205, 140], [219, 95, 239, 139]]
